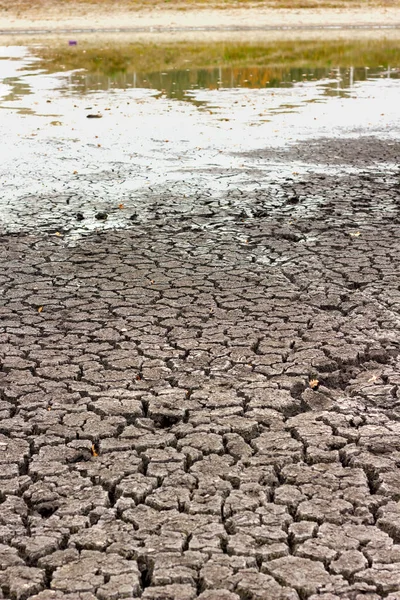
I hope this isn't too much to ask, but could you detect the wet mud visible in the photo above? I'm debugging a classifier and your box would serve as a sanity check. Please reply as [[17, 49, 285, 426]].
[[1, 40, 400, 600]]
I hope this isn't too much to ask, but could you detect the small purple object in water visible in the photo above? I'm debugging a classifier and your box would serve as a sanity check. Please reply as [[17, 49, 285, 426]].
[[69, 40, 77, 46]]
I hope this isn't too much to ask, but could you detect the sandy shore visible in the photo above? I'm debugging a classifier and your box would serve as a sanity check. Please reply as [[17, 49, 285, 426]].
[[1, 5, 400, 38]]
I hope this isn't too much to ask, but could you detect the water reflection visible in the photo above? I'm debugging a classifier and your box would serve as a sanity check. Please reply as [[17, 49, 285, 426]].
[[1, 39, 400, 113], [63, 63, 400, 103], [33, 39, 400, 98]]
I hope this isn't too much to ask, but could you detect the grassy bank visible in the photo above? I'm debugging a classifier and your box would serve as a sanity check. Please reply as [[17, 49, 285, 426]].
[[34, 38, 400, 75]]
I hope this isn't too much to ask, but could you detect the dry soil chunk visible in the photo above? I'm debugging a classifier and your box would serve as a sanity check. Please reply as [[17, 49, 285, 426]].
[[198, 592, 241, 600], [232, 570, 298, 600], [265, 556, 332, 596], [0, 566, 45, 600], [330, 550, 368, 578], [141, 584, 197, 600]]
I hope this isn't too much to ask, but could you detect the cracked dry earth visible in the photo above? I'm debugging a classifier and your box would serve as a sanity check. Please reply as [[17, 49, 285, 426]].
[[1, 137, 400, 600]]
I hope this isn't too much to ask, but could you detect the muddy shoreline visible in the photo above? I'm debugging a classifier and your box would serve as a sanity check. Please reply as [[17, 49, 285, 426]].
[[1, 133, 400, 598]]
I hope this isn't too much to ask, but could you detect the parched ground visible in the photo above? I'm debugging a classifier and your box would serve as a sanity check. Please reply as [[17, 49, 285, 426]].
[[1, 134, 400, 599]]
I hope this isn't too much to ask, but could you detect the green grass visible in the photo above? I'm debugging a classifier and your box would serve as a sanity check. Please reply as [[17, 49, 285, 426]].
[[33, 38, 400, 76]]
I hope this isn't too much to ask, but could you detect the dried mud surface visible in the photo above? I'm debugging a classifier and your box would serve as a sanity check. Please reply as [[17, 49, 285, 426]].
[[1, 136, 400, 600]]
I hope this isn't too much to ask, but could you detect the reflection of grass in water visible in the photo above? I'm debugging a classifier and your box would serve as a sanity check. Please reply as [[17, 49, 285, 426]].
[[34, 39, 400, 77]]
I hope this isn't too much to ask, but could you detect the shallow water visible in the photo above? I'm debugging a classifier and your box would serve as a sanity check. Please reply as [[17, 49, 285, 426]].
[[7, 39, 400, 107], [1, 38, 400, 237]]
